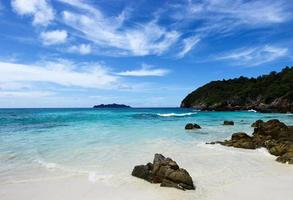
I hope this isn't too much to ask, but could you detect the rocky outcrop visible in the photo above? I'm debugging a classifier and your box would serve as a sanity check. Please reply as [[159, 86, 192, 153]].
[[209, 119, 293, 164], [223, 120, 234, 125], [180, 67, 293, 113], [185, 123, 201, 129], [131, 154, 195, 190]]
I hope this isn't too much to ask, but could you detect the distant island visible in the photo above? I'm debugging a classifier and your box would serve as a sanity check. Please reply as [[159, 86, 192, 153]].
[[93, 103, 131, 108], [181, 66, 293, 113]]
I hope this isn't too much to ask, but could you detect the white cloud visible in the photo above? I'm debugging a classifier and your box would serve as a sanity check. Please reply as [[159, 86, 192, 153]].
[[171, 0, 290, 36], [40, 30, 68, 45], [177, 36, 200, 58], [0, 91, 54, 98], [68, 44, 92, 55], [0, 61, 118, 89], [59, 0, 179, 56], [11, 0, 54, 26], [216, 45, 288, 66], [116, 64, 169, 77]]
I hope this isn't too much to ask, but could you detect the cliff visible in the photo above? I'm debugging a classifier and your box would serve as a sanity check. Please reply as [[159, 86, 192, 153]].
[[180, 66, 293, 113]]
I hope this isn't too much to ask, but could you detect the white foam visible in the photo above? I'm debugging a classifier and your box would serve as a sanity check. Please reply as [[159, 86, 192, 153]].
[[36, 159, 58, 170], [247, 109, 257, 112], [88, 172, 96, 182], [157, 112, 197, 117]]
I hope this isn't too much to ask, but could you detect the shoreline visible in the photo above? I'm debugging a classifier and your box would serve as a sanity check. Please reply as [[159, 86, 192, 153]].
[[1, 141, 293, 200]]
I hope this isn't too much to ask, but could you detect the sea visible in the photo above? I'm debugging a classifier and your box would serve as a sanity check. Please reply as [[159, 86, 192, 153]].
[[0, 108, 293, 200]]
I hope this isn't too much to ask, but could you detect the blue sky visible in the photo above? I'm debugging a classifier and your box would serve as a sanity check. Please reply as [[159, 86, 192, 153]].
[[0, 0, 292, 108]]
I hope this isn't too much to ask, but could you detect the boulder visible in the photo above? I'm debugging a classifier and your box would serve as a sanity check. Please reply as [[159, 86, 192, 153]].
[[185, 123, 194, 129], [223, 120, 234, 125], [185, 123, 201, 130], [251, 119, 264, 128], [131, 164, 152, 182], [208, 119, 293, 164], [132, 154, 195, 190], [253, 119, 289, 139]]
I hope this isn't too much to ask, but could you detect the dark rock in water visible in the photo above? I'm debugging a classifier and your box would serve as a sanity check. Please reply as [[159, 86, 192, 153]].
[[185, 123, 201, 129], [131, 154, 195, 190], [223, 120, 234, 125], [209, 119, 293, 164], [93, 103, 131, 108], [185, 123, 194, 129]]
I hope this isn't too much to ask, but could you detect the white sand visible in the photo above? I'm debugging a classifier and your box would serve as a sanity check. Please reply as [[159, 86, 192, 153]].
[[1, 144, 293, 200]]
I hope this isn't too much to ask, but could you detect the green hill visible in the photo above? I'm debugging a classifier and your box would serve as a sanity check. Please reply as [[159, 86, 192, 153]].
[[180, 66, 293, 113]]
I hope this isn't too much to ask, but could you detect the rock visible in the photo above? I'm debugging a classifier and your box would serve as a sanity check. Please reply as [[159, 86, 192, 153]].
[[185, 123, 194, 129], [276, 151, 293, 164], [251, 119, 264, 128], [253, 119, 289, 139], [223, 120, 234, 125], [193, 124, 201, 129], [231, 132, 252, 140], [208, 119, 293, 164], [131, 164, 152, 182], [268, 143, 289, 156], [218, 132, 256, 149], [185, 123, 201, 129], [131, 154, 195, 190]]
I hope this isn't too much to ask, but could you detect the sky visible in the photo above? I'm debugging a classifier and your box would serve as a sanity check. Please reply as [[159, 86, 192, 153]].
[[0, 0, 292, 108]]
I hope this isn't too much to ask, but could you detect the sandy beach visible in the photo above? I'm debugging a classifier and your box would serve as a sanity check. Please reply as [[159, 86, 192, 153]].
[[1, 142, 293, 200]]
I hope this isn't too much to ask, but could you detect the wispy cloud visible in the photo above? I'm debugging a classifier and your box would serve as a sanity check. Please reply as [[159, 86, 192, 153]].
[[177, 36, 200, 58], [67, 44, 92, 55], [173, 0, 290, 31], [216, 45, 288, 66], [0, 91, 54, 98], [61, 9, 179, 56], [40, 30, 68, 45], [116, 64, 169, 77], [11, 0, 54, 26], [0, 61, 118, 89]]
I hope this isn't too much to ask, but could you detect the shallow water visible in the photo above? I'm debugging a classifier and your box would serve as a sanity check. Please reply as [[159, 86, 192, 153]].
[[0, 108, 293, 199]]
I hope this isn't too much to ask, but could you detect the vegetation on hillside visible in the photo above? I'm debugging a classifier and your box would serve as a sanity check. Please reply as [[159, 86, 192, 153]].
[[181, 66, 293, 112]]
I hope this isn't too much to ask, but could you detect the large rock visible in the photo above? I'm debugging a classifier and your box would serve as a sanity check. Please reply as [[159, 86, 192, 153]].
[[253, 119, 289, 139], [132, 154, 195, 190], [209, 119, 293, 164]]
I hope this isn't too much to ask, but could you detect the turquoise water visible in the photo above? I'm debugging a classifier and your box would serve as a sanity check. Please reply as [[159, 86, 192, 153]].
[[0, 108, 293, 183]]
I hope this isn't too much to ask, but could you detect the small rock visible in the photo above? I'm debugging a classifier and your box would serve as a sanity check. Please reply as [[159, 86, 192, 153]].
[[223, 120, 234, 125], [185, 123, 201, 129]]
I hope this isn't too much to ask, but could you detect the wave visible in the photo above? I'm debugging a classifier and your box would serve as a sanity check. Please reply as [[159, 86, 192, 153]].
[[35, 159, 113, 182], [247, 109, 257, 113], [157, 112, 197, 117]]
